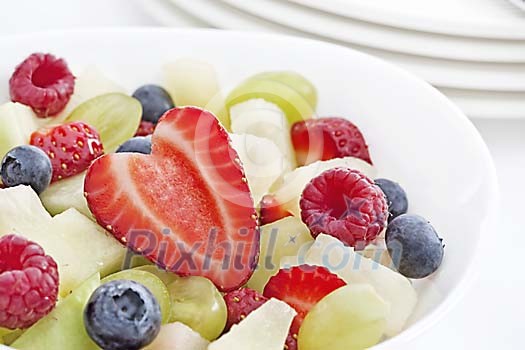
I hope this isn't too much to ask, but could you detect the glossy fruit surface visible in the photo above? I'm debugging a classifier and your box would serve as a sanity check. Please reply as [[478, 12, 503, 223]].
[[167, 276, 227, 341], [226, 71, 316, 125]]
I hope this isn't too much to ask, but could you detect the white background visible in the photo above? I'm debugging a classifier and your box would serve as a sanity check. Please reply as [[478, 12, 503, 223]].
[[0, 0, 523, 348]]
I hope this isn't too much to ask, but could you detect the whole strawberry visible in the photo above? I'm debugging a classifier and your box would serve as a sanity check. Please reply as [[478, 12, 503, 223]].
[[30, 121, 104, 182]]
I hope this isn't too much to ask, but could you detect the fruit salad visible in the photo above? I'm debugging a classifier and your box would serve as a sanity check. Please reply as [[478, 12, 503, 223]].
[[0, 53, 445, 350]]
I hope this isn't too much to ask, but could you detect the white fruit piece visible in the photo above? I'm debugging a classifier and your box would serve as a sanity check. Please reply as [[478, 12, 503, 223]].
[[208, 298, 296, 350], [230, 99, 295, 170], [12, 273, 101, 350], [247, 217, 314, 292], [272, 156, 377, 217], [54, 66, 126, 123], [360, 239, 396, 270], [163, 59, 229, 128], [40, 171, 92, 218], [229, 134, 287, 204], [305, 234, 417, 336], [0, 186, 126, 296], [145, 322, 209, 350], [0, 102, 41, 160]]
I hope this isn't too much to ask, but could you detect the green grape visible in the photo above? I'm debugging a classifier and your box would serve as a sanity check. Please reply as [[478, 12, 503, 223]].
[[167, 276, 227, 341], [102, 269, 172, 323], [65, 93, 142, 152], [250, 71, 317, 110], [247, 216, 313, 292], [298, 284, 389, 350], [134, 265, 179, 285], [226, 71, 317, 126]]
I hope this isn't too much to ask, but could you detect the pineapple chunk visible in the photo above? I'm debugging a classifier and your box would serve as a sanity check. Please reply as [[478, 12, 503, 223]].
[[0, 186, 125, 296], [208, 299, 296, 350]]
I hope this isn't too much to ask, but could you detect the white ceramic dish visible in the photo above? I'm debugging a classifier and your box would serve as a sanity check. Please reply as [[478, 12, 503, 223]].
[[159, 0, 525, 118], [509, 0, 525, 11], [287, 0, 525, 40], [220, 0, 525, 63], [0, 28, 498, 348], [165, 0, 525, 93]]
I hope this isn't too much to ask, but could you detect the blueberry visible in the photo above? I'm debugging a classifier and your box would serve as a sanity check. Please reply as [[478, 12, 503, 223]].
[[386, 214, 444, 279], [116, 137, 152, 154], [1, 145, 52, 194], [132, 85, 174, 124], [84, 280, 161, 350], [375, 178, 408, 221]]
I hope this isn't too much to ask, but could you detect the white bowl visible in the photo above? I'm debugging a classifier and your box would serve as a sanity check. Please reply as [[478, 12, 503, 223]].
[[0, 28, 498, 348]]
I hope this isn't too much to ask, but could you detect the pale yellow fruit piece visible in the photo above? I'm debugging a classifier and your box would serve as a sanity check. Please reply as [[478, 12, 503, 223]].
[[229, 133, 287, 204], [163, 59, 229, 128], [0, 102, 40, 161], [247, 216, 313, 292], [0, 186, 126, 296], [305, 234, 417, 336], [54, 66, 126, 123], [145, 322, 209, 350], [208, 299, 296, 350], [230, 99, 295, 170]]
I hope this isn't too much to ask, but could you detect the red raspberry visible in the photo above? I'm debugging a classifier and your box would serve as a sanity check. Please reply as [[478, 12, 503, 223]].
[[0, 234, 59, 329], [291, 117, 372, 166], [223, 288, 268, 332], [263, 265, 347, 350], [9, 53, 75, 118], [300, 168, 388, 248], [135, 121, 156, 137], [30, 122, 104, 182]]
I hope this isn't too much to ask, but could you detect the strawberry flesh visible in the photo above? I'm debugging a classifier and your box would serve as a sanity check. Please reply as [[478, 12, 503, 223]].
[[84, 107, 259, 292], [291, 117, 372, 166]]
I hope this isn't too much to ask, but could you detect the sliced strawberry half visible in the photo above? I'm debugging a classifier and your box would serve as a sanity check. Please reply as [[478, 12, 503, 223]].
[[263, 265, 347, 350], [84, 107, 259, 291]]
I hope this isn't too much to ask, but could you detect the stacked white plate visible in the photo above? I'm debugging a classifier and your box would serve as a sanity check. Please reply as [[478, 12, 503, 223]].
[[139, 0, 525, 119]]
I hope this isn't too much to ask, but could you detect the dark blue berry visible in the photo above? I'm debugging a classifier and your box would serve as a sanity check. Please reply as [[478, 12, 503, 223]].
[[84, 280, 161, 350], [132, 85, 174, 124], [1, 145, 52, 194], [116, 137, 152, 154], [386, 214, 444, 279], [375, 178, 408, 222]]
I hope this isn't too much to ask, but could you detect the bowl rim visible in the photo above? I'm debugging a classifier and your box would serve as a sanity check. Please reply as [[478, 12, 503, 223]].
[[0, 27, 500, 348]]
